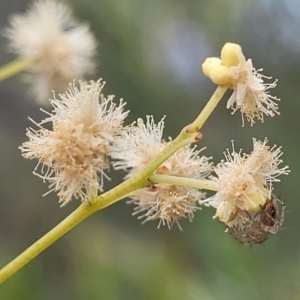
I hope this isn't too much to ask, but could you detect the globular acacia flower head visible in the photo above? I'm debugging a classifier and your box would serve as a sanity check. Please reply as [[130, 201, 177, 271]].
[[111, 116, 212, 229], [202, 43, 280, 126], [20, 80, 128, 205], [201, 138, 289, 228], [4, 0, 97, 103]]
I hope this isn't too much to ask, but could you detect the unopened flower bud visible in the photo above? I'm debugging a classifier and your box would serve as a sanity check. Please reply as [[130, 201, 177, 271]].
[[247, 189, 268, 214], [221, 43, 242, 67], [216, 203, 238, 223], [202, 57, 222, 77], [209, 65, 230, 85]]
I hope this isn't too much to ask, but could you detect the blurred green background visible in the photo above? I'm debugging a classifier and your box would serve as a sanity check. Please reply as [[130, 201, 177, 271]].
[[0, 0, 299, 299]]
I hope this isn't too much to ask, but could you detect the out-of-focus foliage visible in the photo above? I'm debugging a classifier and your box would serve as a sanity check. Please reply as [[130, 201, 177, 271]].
[[0, 0, 299, 299]]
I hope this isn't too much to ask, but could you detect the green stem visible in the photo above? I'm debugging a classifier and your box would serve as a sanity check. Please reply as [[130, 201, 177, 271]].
[[0, 83, 227, 284], [149, 174, 218, 191], [0, 204, 93, 285], [187, 85, 228, 133], [0, 128, 199, 285], [0, 175, 146, 285], [0, 57, 33, 82], [136, 131, 200, 179]]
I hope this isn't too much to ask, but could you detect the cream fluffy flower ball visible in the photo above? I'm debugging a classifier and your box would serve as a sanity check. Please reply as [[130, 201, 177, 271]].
[[5, 1, 97, 103], [202, 138, 289, 227], [111, 116, 212, 229], [20, 80, 128, 205]]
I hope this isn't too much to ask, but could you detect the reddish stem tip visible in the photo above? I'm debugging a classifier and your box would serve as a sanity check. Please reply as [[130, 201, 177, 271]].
[[195, 132, 203, 141]]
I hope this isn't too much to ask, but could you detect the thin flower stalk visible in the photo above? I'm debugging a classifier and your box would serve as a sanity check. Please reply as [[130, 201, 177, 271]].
[[0, 175, 147, 285], [0, 57, 33, 82], [187, 85, 228, 133], [149, 174, 218, 191]]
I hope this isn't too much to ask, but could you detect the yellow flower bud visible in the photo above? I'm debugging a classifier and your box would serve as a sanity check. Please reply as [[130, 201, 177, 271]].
[[216, 202, 238, 223], [247, 189, 268, 214], [209, 65, 230, 85], [221, 43, 242, 67], [202, 57, 221, 77]]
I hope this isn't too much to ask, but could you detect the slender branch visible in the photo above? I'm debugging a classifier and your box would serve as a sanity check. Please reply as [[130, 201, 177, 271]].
[[0, 57, 33, 82], [0, 174, 146, 285], [0, 204, 93, 284], [93, 131, 200, 207], [0, 82, 226, 284], [149, 174, 218, 191], [0, 126, 201, 284], [0, 128, 197, 285], [136, 131, 201, 180], [187, 85, 228, 133]]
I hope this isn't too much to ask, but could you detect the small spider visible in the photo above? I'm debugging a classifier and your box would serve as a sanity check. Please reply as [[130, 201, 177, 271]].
[[226, 194, 285, 245], [259, 196, 285, 234]]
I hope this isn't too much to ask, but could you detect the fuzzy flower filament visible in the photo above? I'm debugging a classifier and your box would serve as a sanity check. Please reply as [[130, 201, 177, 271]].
[[226, 51, 280, 126], [111, 116, 212, 229], [202, 138, 289, 227], [20, 80, 128, 205], [202, 43, 280, 126], [4, 0, 97, 103]]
